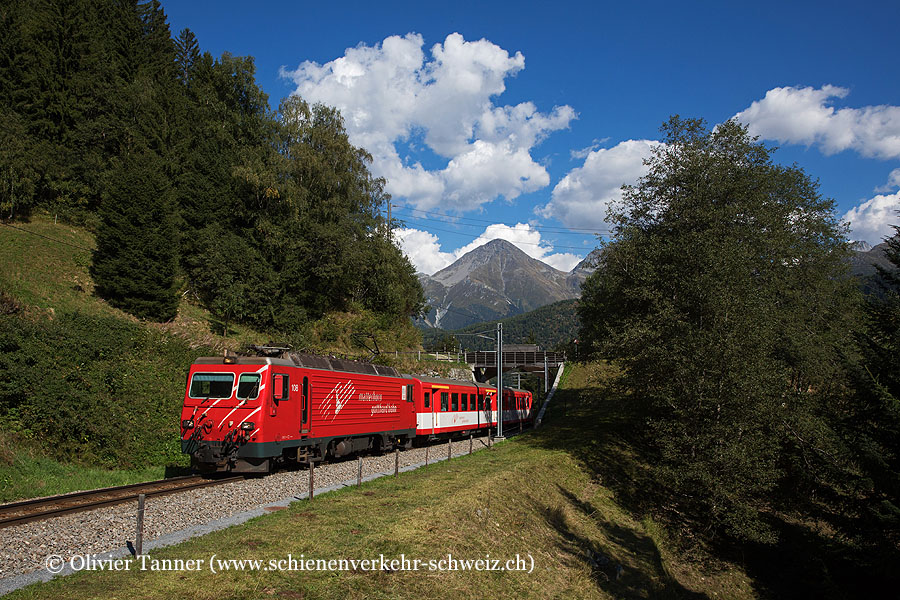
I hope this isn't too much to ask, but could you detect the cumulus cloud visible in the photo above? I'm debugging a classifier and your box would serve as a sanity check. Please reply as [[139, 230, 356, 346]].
[[735, 85, 900, 159], [393, 228, 454, 275], [281, 33, 575, 211], [394, 223, 582, 275], [842, 192, 900, 246], [538, 139, 661, 229]]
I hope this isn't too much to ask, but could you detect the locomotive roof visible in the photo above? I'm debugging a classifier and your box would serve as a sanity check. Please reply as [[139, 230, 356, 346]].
[[194, 356, 295, 367], [193, 353, 401, 378]]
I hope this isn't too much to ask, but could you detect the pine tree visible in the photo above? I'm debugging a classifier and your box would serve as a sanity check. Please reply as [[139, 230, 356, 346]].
[[90, 149, 179, 321], [173, 28, 200, 87]]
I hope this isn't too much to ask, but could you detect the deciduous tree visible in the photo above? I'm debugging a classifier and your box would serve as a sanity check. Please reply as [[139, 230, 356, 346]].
[[579, 116, 859, 542]]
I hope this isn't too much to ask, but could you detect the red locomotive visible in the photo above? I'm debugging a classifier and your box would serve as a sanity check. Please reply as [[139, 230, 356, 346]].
[[181, 351, 534, 473]]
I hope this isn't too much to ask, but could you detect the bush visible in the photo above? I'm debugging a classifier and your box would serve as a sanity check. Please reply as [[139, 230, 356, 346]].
[[0, 311, 208, 468]]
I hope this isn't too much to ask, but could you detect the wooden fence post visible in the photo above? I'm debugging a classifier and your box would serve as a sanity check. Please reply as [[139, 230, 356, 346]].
[[135, 494, 145, 556]]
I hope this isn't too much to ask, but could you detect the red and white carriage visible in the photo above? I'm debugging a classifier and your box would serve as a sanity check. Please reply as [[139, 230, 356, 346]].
[[180, 352, 534, 473]]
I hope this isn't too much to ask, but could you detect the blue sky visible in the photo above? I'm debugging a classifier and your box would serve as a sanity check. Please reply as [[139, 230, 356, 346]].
[[163, 0, 900, 274]]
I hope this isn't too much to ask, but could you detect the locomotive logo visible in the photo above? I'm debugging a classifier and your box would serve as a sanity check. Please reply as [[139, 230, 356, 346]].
[[322, 380, 356, 420]]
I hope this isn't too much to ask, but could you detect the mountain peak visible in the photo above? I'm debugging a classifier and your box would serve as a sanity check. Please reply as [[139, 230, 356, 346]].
[[419, 238, 580, 329], [472, 237, 529, 257]]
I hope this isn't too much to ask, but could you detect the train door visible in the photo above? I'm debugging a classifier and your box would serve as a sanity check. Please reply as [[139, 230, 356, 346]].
[[433, 385, 449, 432], [432, 387, 440, 431], [300, 376, 310, 435], [272, 372, 299, 440]]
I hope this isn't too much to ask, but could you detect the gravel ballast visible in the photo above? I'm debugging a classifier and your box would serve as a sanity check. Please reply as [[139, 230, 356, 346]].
[[0, 434, 500, 595]]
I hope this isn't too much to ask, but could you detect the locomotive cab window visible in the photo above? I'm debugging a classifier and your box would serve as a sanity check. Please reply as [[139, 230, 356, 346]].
[[273, 374, 289, 403], [407, 384, 414, 403], [237, 373, 261, 400], [189, 373, 234, 399]]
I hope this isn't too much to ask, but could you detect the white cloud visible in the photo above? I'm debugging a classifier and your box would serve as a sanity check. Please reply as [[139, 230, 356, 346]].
[[394, 223, 582, 275], [735, 85, 900, 159], [281, 33, 575, 211], [539, 139, 660, 229], [393, 228, 455, 275], [875, 168, 900, 193], [842, 192, 900, 246]]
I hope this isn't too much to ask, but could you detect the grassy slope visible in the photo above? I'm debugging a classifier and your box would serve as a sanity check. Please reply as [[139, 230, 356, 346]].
[[7, 363, 755, 600], [0, 216, 265, 349], [0, 217, 218, 497]]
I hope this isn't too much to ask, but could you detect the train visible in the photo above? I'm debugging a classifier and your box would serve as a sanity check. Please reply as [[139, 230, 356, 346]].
[[180, 350, 535, 473]]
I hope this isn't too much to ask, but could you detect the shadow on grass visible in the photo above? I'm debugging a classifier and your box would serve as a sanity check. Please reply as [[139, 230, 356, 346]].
[[519, 375, 708, 598], [524, 365, 900, 600], [542, 484, 707, 599]]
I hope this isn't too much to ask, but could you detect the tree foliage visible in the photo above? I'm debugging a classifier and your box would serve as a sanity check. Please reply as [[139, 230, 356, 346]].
[[579, 117, 860, 543], [848, 220, 900, 556], [91, 149, 179, 321], [0, 1, 424, 330]]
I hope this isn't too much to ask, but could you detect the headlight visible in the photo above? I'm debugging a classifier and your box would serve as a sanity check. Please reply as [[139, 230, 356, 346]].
[[240, 421, 255, 431], [182, 419, 194, 429]]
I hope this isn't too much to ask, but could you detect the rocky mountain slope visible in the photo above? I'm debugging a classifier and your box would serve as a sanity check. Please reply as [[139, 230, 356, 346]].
[[418, 239, 594, 330]]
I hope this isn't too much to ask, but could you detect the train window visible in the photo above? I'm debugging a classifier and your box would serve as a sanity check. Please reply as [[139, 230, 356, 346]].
[[424, 392, 430, 408], [478, 394, 484, 410], [189, 373, 234, 399], [451, 393, 458, 411], [461, 393, 468, 411], [441, 392, 448, 412], [236, 373, 261, 399], [273, 374, 289, 403], [407, 385, 414, 403]]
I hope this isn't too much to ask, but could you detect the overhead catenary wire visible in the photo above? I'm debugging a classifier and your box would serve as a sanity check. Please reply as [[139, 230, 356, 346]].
[[394, 217, 596, 251], [392, 205, 614, 235], [0, 221, 94, 252], [393, 211, 610, 237]]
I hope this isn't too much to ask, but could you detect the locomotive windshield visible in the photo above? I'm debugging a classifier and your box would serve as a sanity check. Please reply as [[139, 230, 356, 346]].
[[237, 373, 261, 400], [189, 373, 234, 399]]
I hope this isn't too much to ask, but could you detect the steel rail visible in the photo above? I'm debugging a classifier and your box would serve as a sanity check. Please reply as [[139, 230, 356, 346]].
[[0, 475, 244, 529]]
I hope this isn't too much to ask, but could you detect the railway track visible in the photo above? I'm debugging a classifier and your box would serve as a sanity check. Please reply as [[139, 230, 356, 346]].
[[0, 475, 244, 529]]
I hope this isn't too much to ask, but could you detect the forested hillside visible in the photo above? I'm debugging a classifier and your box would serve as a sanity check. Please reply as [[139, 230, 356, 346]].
[[421, 299, 579, 352], [0, 0, 424, 330]]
